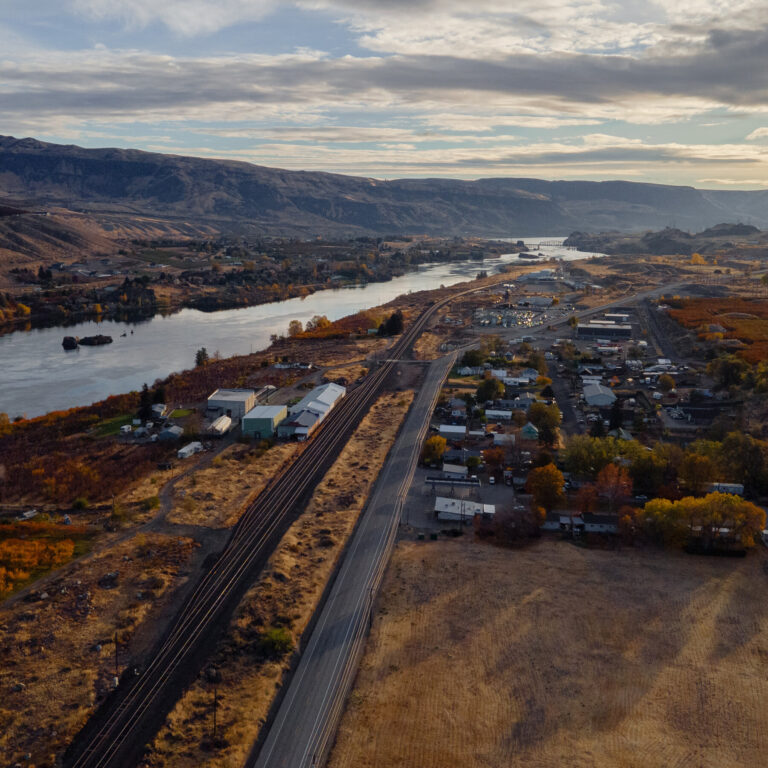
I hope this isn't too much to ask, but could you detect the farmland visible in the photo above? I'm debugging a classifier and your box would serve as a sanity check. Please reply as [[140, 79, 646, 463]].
[[329, 538, 768, 768]]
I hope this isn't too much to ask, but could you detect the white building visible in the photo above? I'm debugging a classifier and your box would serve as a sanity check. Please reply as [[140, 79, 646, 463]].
[[486, 409, 513, 421], [178, 441, 204, 459], [434, 497, 495, 523], [207, 389, 257, 420], [288, 382, 346, 420], [442, 463, 469, 479]]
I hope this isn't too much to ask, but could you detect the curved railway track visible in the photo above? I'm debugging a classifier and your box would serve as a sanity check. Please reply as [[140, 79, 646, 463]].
[[65, 286, 477, 768]]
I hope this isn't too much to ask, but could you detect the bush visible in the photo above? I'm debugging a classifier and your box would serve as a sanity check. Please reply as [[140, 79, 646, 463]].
[[72, 497, 89, 510], [141, 495, 161, 511], [258, 626, 294, 659]]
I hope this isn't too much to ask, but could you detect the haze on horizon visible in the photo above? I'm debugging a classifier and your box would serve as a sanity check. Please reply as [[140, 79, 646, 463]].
[[2, 0, 768, 189]]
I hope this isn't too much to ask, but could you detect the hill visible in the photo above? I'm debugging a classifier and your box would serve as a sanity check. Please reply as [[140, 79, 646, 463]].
[[2, 135, 768, 237]]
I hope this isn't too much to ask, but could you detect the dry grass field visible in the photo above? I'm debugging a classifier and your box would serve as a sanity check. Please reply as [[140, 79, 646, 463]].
[[167, 443, 302, 528], [0, 533, 196, 766], [329, 538, 768, 768], [145, 390, 415, 767]]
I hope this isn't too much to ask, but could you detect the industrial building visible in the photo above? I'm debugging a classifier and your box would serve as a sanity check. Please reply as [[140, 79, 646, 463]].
[[288, 382, 346, 418], [577, 322, 632, 339], [434, 497, 495, 523], [278, 382, 346, 441], [209, 415, 232, 436], [207, 388, 257, 420], [242, 404, 288, 438]]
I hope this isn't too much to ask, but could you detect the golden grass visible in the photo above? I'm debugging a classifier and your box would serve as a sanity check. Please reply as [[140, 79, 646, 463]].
[[145, 390, 415, 767], [329, 538, 768, 768], [413, 330, 448, 361], [167, 443, 302, 528], [0, 533, 196, 766]]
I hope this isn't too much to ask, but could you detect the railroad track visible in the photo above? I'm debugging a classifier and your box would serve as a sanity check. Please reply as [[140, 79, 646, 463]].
[[64, 285, 478, 768]]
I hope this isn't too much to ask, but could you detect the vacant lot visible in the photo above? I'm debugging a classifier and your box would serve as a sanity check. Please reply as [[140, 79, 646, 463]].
[[329, 539, 768, 768]]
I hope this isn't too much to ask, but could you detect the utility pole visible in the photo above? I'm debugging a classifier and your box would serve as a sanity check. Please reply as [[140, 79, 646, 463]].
[[212, 670, 218, 745], [114, 631, 119, 679]]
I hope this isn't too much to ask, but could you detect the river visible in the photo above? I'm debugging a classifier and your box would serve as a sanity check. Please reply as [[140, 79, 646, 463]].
[[0, 240, 603, 418]]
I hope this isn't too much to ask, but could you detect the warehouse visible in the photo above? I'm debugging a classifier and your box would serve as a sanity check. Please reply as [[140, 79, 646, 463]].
[[242, 404, 288, 438], [583, 383, 617, 407], [207, 388, 257, 420], [277, 410, 320, 441], [288, 382, 346, 419]]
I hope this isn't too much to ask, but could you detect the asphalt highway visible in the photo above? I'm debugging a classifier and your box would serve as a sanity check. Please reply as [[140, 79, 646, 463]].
[[251, 353, 456, 768]]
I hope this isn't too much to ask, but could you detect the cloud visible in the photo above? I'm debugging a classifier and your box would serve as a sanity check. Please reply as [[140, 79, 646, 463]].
[[746, 127, 768, 140], [71, 0, 278, 36]]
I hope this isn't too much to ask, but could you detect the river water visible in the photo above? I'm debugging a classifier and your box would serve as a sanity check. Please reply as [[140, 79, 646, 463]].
[[0, 240, 601, 418]]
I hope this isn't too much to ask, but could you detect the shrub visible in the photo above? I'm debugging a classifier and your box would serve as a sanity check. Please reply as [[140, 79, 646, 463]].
[[141, 495, 161, 511], [73, 497, 89, 510], [258, 627, 294, 659]]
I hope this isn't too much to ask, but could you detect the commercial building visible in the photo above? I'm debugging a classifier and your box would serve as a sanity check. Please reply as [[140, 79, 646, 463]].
[[441, 463, 469, 480], [439, 424, 467, 438], [209, 415, 232, 436], [242, 404, 288, 438], [577, 322, 632, 339], [207, 389, 257, 420], [434, 497, 495, 523], [277, 410, 321, 441]]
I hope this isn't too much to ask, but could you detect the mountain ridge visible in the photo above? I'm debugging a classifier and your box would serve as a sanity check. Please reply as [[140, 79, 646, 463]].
[[1, 135, 767, 236]]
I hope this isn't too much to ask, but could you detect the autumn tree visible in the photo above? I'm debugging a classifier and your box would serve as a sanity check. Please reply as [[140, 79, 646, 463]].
[[658, 373, 675, 393], [527, 401, 561, 445], [287, 319, 303, 337], [526, 463, 565, 513], [595, 463, 632, 513], [678, 453, 716, 495], [421, 435, 447, 465], [195, 347, 209, 367], [483, 447, 506, 470], [476, 377, 504, 403]]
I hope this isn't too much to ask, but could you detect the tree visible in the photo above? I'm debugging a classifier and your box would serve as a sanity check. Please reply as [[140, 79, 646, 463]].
[[595, 463, 632, 513], [563, 434, 616, 480], [378, 310, 404, 336], [476, 377, 504, 403], [138, 383, 153, 421], [629, 451, 666, 496], [706, 354, 749, 389], [483, 447, 505, 469], [528, 401, 561, 445], [658, 373, 675, 392], [461, 349, 484, 367], [526, 351, 549, 375], [568, 315, 579, 328], [306, 314, 332, 332], [526, 464, 565, 513], [421, 435, 447, 465], [608, 399, 623, 430], [195, 347, 210, 367], [287, 319, 303, 337], [678, 453, 716, 495], [576, 483, 598, 514]]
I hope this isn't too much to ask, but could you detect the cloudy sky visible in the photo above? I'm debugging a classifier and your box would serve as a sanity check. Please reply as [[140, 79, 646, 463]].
[[2, 0, 768, 186]]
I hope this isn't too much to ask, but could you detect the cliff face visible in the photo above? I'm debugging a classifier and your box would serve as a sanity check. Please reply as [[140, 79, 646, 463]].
[[2, 135, 767, 236]]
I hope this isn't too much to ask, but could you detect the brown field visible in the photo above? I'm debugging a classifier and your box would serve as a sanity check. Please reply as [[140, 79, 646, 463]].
[[329, 538, 768, 768], [145, 390, 415, 767], [0, 532, 197, 766], [167, 442, 302, 528], [668, 297, 768, 363]]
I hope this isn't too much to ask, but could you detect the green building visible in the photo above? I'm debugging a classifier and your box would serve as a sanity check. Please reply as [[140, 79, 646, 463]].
[[242, 404, 287, 438]]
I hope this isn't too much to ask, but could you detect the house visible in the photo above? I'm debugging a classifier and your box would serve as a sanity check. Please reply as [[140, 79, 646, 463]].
[[207, 389, 257, 421], [493, 432, 515, 447], [583, 383, 617, 407], [520, 422, 539, 440], [278, 410, 320, 440], [706, 482, 745, 496], [434, 497, 495, 523], [485, 409, 513, 421], [439, 424, 467, 438], [242, 404, 288, 438], [151, 403, 167, 419], [513, 393, 539, 412], [158, 425, 184, 441], [449, 398, 467, 418]]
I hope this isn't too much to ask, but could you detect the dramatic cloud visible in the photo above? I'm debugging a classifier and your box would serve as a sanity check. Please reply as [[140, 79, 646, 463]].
[[0, 1, 766, 184]]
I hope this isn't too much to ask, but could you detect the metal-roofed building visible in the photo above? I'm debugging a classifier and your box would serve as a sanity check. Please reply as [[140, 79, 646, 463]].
[[207, 388, 257, 420], [288, 382, 346, 419]]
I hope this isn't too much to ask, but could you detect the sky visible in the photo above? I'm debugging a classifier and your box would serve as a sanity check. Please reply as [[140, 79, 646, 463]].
[[2, 0, 768, 187]]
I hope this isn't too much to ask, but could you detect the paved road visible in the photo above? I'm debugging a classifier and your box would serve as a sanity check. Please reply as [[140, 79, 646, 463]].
[[250, 354, 455, 768]]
